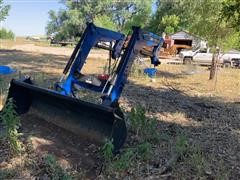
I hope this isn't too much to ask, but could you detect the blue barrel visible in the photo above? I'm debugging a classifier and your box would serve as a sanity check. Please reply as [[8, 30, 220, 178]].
[[144, 68, 157, 78], [0, 66, 16, 75]]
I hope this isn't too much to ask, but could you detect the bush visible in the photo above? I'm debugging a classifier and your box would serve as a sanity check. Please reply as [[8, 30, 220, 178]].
[[129, 106, 159, 142], [0, 98, 22, 154], [102, 106, 158, 173], [0, 28, 15, 39], [43, 154, 72, 179]]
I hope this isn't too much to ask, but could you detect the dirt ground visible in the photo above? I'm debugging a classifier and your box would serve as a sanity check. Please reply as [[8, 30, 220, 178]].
[[0, 41, 240, 179]]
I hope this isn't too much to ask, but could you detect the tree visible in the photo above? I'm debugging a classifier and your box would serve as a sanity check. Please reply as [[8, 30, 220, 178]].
[[46, 0, 153, 40], [148, 0, 190, 33], [221, 0, 240, 32], [152, 0, 237, 79], [94, 15, 117, 31], [0, 28, 14, 39], [46, 0, 114, 41], [220, 0, 240, 50], [111, 0, 153, 32], [160, 15, 180, 34], [122, 0, 152, 33], [0, 0, 10, 22], [46, 9, 71, 41], [184, 0, 233, 80]]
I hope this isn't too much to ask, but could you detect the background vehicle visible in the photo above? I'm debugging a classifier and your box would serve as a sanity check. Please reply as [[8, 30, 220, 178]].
[[179, 48, 240, 67], [221, 50, 240, 68], [179, 48, 218, 65]]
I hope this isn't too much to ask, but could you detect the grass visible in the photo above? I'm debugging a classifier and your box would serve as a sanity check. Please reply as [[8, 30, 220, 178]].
[[128, 106, 159, 142], [0, 166, 19, 179], [0, 37, 74, 49], [33, 41, 51, 47], [0, 152, 73, 180], [0, 37, 29, 49], [42, 154, 72, 180], [100, 107, 217, 179], [130, 64, 240, 102], [101, 106, 158, 176], [0, 98, 22, 155]]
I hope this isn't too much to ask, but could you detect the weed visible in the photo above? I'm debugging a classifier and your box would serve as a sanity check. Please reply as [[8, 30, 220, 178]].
[[43, 154, 72, 180], [0, 77, 6, 109], [102, 141, 153, 173], [102, 106, 158, 174], [0, 98, 22, 154], [101, 139, 129, 173], [136, 142, 152, 161], [214, 159, 230, 180], [103, 142, 153, 173], [128, 106, 159, 142], [128, 106, 145, 136], [130, 62, 147, 78], [112, 148, 136, 171], [188, 148, 207, 176], [174, 134, 189, 157], [158, 132, 171, 141], [0, 167, 18, 179], [102, 139, 114, 163], [171, 134, 211, 178]]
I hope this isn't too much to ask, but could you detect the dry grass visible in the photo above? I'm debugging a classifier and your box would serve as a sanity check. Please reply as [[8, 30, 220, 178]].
[[0, 37, 30, 49], [130, 64, 240, 102]]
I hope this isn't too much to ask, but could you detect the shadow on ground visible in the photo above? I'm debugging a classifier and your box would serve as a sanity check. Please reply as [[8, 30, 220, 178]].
[[20, 116, 101, 179], [0, 49, 68, 77], [156, 70, 184, 79], [120, 81, 240, 178]]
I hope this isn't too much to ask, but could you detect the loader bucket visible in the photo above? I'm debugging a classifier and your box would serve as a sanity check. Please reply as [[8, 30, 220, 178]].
[[6, 78, 127, 152]]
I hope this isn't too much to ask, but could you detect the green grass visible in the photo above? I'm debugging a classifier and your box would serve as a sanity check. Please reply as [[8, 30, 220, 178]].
[[0, 98, 22, 155], [43, 154, 72, 180]]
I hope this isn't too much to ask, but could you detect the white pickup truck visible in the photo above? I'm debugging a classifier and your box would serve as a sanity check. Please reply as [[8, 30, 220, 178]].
[[179, 48, 240, 68]]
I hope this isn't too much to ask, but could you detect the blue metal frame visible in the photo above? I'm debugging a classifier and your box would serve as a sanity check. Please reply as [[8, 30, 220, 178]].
[[57, 23, 163, 107], [106, 27, 164, 105], [58, 23, 125, 95]]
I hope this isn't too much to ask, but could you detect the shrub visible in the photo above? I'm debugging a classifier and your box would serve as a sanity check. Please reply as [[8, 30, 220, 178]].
[[128, 106, 159, 142], [0, 28, 15, 39], [102, 139, 114, 163], [0, 98, 22, 154], [102, 106, 157, 173], [43, 154, 72, 180]]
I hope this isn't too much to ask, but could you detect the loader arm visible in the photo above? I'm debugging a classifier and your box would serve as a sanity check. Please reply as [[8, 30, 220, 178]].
[[102, 27, 164, 106], [4, 23, 163, 152], [59, 23, 163, 106], [58, 23, 126, 95]]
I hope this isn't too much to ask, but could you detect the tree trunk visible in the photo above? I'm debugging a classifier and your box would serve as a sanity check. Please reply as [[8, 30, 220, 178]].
[[209, 48, 219, 80]]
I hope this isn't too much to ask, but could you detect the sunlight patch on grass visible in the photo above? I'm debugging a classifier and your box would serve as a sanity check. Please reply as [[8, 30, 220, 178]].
[[158, 112, 202, 127]]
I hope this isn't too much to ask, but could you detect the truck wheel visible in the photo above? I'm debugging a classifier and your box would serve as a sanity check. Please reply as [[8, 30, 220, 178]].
[[223, 62, 231, 68], [183, 58, 192, 65]]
